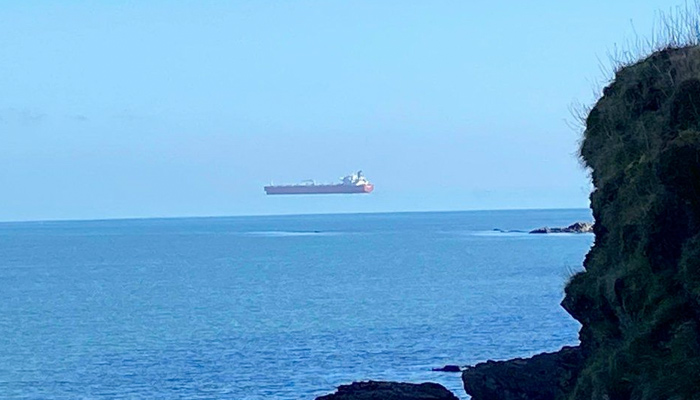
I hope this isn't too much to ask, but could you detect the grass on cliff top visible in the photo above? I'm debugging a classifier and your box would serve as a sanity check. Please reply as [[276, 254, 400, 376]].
[[570, 1, 700, 134]]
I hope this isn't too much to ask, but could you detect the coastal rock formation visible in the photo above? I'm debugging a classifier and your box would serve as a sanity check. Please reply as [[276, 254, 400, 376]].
[[561, 44, 700, 400], [315, 381, 459, 400], [529, 222, 593, 234], [431, 365, 462, 372], [462, 346, 583, 400], [466, 45, 700, 399]]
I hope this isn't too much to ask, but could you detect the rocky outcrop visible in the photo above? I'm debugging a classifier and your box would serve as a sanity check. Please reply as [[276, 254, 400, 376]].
[[315, 381, 459, 400], [462, 346, 584, 400], [561, 44, 700, 399], [431, 365, 462, 372], [529, 222, 593, 234], [464, 44, 700, 400]]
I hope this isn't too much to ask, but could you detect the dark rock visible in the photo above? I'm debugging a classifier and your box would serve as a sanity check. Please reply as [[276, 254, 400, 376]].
[[529, 226, 554, 234], [462, 346, 584, 400], [316, 381, 459, 400], [432, 365, 461, 372], [564, 222, 594, 233], [529, 222, 593, 234], [562, 46, 700, 398]]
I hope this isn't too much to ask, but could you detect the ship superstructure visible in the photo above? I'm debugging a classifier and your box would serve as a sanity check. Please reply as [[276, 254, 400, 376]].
[[264, 171, 374, 195]]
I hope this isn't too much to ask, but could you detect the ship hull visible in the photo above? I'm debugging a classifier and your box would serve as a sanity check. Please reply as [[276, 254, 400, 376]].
[[264, 184, 374, 195]]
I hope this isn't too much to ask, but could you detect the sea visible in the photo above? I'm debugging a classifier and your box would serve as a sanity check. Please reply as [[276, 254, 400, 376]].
[[0, 209, 593, 399]]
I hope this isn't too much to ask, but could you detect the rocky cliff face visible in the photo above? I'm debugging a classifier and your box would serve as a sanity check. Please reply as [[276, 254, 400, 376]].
[[465, 45, 700, 400], [462, 347, 583, 400], [562, 45, 700, 400]]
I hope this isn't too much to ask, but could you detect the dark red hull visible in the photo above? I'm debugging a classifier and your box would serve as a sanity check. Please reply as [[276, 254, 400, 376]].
[[264, 184, 374, 195]]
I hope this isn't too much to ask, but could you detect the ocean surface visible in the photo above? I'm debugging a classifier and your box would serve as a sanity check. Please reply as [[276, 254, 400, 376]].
[[0, 209, 593, 399]]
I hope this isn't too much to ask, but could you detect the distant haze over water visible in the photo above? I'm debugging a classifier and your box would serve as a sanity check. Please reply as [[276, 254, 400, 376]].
[[1, 1, 675, 221]]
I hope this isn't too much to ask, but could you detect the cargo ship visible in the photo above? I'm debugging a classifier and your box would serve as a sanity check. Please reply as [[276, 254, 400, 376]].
[[264, 171, 374, 195]]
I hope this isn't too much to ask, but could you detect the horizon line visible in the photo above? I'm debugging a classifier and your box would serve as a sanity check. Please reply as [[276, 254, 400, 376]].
[[0, 206, 592, 225]]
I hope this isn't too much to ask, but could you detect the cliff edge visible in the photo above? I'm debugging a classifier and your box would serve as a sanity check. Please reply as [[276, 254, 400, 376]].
[[466, 45, 700, 400], [563, 44, 700, 399]]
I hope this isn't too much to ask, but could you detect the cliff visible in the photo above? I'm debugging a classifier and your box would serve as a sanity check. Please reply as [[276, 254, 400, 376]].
[[562, 44, 700, 399], [465, 45, 700, 399]]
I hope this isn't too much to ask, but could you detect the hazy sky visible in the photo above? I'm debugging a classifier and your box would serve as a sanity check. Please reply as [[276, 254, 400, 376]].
[[0, 1, 684, 221]]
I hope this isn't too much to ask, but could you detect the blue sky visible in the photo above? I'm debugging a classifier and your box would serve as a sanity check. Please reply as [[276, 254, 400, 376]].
[[0, 1, 683, 221]]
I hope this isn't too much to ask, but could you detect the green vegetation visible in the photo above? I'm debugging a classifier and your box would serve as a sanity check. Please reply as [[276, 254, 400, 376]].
[[562, 9, 700, 399]]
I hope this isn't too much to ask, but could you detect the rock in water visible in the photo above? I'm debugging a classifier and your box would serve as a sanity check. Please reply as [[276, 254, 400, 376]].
[[315, 381, 459, 400], [529, 221, 594, 234], [529, 226, 555, 234], [432, 365, 462, 372], [462, 346, 583, 400], [567, 222, 593, 232]]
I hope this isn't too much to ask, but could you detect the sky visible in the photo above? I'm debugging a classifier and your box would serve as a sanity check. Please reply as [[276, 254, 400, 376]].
[[0, 1, 687, 221]]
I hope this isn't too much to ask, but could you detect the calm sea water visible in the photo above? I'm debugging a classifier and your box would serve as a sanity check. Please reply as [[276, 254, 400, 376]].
[[0, 209, 593, 399]]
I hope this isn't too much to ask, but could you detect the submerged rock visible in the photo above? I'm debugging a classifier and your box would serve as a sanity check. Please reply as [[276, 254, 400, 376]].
[[529, 221, 593, 234], [315, 381, 459, 400], [492, 228, 527, 233], [432, 365, 462, 372], [462, 346, 583, 400]]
